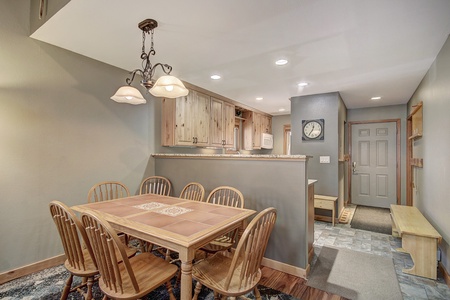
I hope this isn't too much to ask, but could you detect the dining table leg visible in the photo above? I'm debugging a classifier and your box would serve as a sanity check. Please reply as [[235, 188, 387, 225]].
[[179, 251, 194, 300]]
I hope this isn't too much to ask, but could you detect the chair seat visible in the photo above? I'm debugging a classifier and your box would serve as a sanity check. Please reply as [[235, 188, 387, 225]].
[[192, 252, 261, 296], [99, 252, 178, 299]]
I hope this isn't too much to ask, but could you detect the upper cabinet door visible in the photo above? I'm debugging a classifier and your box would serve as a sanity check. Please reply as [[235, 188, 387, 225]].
[[253, 112, 262, 149], [193, 91, 210, 146], [163, 90, 211, 147], [175, 94, 196, 145], [261, 115, 272, 134], [210, 98, 235, 148], [209, 97, 224, 147], [223, 102, 235, 148]]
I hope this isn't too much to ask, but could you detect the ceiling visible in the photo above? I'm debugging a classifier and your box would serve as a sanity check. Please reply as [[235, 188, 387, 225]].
[[31, 0, 450, 115]]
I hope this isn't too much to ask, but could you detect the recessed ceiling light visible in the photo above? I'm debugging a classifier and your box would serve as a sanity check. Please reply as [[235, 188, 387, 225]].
[[298, 82, 309, 87], [256, 97, 263, 101], [210, 74, 221, 80], [371, 96, 381, 100], [275, 59, 288, 66], [278, 108, 286, 112]]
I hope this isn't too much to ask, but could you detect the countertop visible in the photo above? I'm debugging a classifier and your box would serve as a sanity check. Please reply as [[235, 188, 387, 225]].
[[308, 179, 318, 185], [152, 153, 310, 161]]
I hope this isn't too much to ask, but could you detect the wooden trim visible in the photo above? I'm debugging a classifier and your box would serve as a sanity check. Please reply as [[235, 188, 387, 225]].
[[439, 261, 450, 288], [396, 119, 401, 205], [0, 254, 66, 285], [411, 158, 423, 168], [261, 257, 308, 279], [409, 101, 423, 117], [314, 215, 335, 223], [348, 119, 401, 205], [406, 101, 423, 206], [406, 117, 413, 206], [283, 124, 291, 155], [308, 247, 315, 265]]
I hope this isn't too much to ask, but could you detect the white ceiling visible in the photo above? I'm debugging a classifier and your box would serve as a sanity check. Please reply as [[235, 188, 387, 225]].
[[31, 0, 450, 115]]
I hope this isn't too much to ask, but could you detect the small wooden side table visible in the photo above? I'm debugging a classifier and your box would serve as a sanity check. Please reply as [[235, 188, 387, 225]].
[[314, 194, 338, 226]]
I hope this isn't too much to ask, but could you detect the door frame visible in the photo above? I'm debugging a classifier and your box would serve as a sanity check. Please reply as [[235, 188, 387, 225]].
[[347, 119, 401, 205]]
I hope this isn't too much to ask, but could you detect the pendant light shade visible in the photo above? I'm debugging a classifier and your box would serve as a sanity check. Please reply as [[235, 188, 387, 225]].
[[149, 75, 189, 98], [110, 86, 146, 105]]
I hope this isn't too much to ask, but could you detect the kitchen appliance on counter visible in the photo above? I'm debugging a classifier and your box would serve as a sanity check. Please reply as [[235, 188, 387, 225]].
[[261, 133, 274, 149]]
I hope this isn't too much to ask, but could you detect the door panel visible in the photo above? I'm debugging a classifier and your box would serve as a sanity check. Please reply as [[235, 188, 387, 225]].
[[351, 122, 397, 208]]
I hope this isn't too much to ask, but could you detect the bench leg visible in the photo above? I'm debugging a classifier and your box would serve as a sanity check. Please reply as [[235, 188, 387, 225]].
[[401, 234, 438, 279]]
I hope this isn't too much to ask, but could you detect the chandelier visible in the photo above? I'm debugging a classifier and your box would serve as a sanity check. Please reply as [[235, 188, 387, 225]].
[[111, 19, 189, 105]]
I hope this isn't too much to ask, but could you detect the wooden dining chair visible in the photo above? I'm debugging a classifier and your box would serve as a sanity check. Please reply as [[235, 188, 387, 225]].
[[49, 200, 99, 300], [179, 182, 205, 201], [87, 181, 130, 203], [81, 210, 178, 300], [87, 181, 133, 245], [139, 176, 171, 196], [206, 186, 244, 207], [200, 186, 245, 254], [50, 201, 137, 300], [192, 207, 277, 300]]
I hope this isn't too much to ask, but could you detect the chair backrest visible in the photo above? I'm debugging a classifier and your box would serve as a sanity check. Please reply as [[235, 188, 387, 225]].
[[179, 182, 205, 201], [81, 210, 140, 294], [87, 181, 130, 203], [224, 207, 277, 290], [49, 200, 97, 272], [206, 186, 244, 208], [139, 176, 171, 196]]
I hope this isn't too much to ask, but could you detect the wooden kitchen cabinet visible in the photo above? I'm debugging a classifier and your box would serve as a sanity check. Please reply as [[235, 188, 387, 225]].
[[161, 90, 210, 147], [261, 114, 272, 134], [242, 111, 272, 150], [210, 98, 235, 148]]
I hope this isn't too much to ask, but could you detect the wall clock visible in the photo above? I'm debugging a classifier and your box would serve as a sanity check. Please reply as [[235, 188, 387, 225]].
[[302, 119, 324, 141]]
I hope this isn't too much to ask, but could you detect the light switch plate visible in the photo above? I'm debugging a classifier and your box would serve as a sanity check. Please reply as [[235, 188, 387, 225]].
[[320, 156, 330, 163]]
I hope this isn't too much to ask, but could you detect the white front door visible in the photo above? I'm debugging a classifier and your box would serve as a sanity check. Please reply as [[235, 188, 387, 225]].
[[351, 122, 397, 208]]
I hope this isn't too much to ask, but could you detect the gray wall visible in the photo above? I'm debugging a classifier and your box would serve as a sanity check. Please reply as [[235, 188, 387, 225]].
[[408, 35, 450, 274], [0, 1, 157, 273], [155, 157, 310, 269], [290, 92, 341, 197], [347, 104, 407, 205]]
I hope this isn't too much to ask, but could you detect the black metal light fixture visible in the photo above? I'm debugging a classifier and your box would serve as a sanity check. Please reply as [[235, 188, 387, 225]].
[[111, 19, 189, 105]]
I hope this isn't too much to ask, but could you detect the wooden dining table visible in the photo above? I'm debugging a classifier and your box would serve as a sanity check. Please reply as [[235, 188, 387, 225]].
[[71, 193, 256, 300]]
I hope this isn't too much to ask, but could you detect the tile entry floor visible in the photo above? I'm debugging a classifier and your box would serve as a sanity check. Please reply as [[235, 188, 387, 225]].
[[313, 206, 450, 300]]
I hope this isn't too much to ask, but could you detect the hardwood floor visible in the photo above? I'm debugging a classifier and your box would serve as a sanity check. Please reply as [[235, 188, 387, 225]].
[[260, 266, 347, 300]]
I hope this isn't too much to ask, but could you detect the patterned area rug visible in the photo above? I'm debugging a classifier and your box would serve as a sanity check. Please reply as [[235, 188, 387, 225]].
[[0, 263, 299, 300]]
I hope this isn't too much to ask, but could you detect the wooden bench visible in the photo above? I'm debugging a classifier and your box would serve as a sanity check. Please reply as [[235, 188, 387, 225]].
[[390, 204, 442, 279], [314, 195, 337, 226]]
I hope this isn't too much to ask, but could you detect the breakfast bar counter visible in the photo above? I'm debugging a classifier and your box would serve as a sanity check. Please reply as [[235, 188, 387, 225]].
[[152, 153, 313, 278], [152, 153, 309, 160]]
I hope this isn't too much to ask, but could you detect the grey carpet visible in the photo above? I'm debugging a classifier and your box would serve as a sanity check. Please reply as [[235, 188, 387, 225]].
[[350, 205, 392, 234], [0, 264, 299, 300], [307, 246, 402, 300]]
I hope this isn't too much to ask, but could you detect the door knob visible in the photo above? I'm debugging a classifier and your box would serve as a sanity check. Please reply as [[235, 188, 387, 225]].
[[352, 161, 357, 174]]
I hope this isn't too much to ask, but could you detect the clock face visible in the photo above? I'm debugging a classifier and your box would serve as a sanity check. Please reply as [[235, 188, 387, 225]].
[[302, 119, 324, 140]]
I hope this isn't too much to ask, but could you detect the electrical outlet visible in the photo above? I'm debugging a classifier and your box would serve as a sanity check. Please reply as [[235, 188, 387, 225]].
[[320, 156, 330, 163]]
